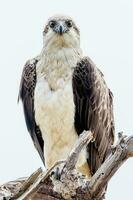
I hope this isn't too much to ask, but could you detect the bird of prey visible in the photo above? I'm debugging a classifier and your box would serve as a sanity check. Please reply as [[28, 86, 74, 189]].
[[19, 15, 114, 178]]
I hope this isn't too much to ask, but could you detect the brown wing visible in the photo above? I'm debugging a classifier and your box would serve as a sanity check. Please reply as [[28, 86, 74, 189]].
[[18, 58, 45, 165], [72, 57, 114, 175]]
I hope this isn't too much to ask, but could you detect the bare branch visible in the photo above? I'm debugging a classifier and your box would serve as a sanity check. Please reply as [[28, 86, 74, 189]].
[[88, 134, 133, 198], [11, 168, 42, 199], [64, 130, 93, 171], [0, 132, 133, 200], [12, 160, 65, 200]]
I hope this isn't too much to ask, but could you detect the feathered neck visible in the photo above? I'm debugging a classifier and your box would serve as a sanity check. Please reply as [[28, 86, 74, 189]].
[[36, 41, 82, 90]]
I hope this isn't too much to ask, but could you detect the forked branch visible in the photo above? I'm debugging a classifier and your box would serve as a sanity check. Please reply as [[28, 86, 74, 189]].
[[0, 131, 133, 200]]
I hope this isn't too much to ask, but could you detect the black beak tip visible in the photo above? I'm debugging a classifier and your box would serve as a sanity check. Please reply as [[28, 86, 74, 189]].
[[59, 26, 63, 35]]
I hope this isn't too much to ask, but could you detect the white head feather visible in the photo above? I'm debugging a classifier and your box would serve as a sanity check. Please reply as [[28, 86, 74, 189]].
[[42, 14, 80, 51]]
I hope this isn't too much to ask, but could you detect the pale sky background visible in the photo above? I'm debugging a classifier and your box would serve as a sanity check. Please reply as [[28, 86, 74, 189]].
[[0, 0, 133, 199]]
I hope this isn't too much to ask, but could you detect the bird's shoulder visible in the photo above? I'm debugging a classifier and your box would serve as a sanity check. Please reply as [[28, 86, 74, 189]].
[[19, 57, 39, 100], [73, 56, 104, 80], [22, 57, 39, 80], [72, 56, 108, 98]]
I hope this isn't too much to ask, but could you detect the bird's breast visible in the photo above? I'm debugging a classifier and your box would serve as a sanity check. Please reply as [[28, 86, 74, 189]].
[[34, 53, 91, 177], [34, 76, 77, 164]]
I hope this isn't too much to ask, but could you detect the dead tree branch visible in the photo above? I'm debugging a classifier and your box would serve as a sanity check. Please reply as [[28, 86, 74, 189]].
[[64, 130, 93, 171], [0, 132, 133, 200]]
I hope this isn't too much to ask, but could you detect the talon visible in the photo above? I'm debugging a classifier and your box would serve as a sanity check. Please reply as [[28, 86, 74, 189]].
[[52, 167, 62, 180]]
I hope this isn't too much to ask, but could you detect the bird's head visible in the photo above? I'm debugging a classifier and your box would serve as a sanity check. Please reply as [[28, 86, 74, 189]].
[[43, 15, 80, 50]]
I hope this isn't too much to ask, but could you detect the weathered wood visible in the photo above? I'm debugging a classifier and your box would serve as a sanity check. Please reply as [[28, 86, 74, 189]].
[[64, 130, 93, 171], [88, 134, 133, 199], [12, 160, 65, 200], [0, 132, 133, 200]]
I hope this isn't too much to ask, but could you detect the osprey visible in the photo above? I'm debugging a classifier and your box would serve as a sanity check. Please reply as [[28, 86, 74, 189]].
[[19, 15, 114, 178]]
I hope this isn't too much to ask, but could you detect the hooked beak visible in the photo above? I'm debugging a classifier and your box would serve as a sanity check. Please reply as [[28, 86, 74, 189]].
[[59, 25, 63, 35], [53, 24, 68, 35]]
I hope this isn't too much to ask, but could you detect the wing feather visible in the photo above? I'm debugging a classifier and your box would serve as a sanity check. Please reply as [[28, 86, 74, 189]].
[[72, 57, 114, 174], [19, 59, 45, 165]]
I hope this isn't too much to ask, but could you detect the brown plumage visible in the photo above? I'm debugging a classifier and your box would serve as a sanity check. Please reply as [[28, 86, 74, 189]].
[[72, 57, 115, 175], [19, 56, 115, 176], [18, 58, 45, 165], [19, 15, 115, 179]]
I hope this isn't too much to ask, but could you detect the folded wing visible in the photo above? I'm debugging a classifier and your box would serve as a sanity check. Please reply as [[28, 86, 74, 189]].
[[19, 59, 45, 165], [72, 57, 114, 174]]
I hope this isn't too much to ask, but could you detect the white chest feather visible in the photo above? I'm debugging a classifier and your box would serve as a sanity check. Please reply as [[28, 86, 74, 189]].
[[34, 48, 91, 177], [35, 78, 77, 164]]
